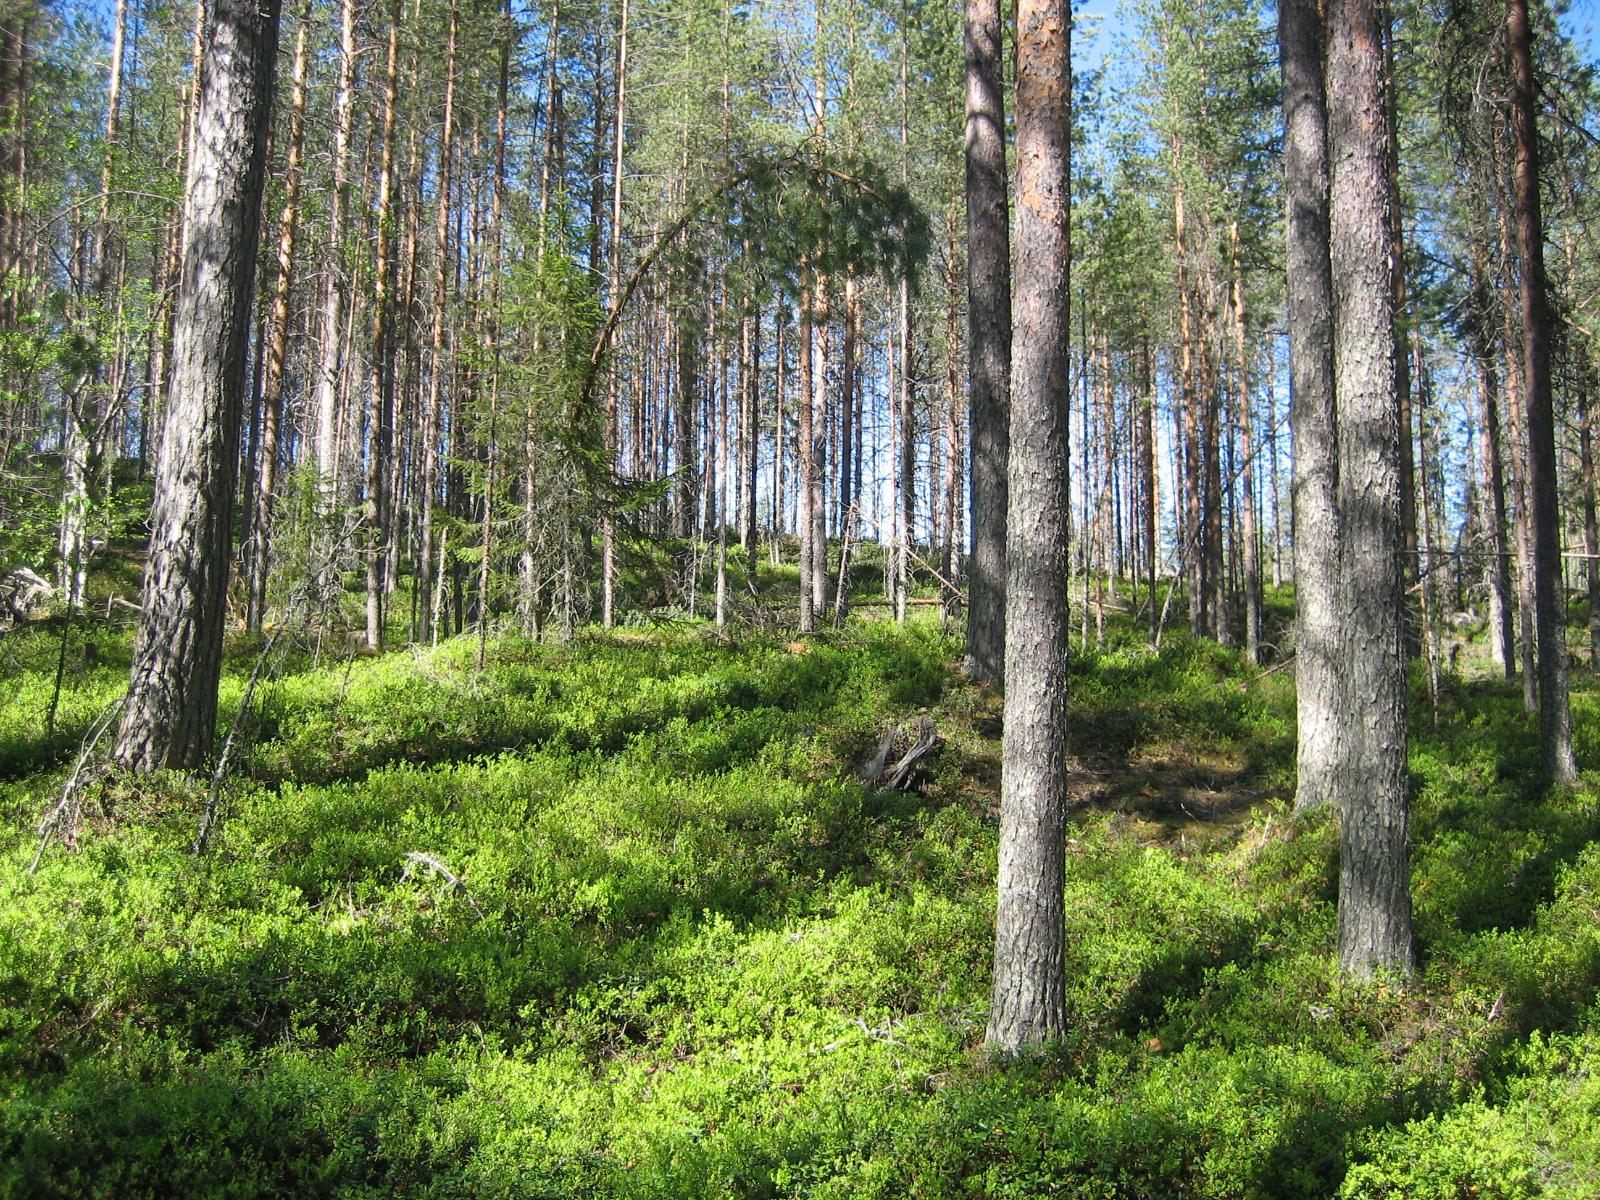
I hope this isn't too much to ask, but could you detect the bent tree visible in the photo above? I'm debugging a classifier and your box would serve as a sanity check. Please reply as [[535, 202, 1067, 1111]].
[[987, 0, 1070, 1053], [114, 0, 282, 772]]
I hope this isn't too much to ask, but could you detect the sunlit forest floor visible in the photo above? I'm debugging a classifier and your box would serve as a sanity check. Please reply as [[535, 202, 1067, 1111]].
[[2, 555, 1599, 1197]]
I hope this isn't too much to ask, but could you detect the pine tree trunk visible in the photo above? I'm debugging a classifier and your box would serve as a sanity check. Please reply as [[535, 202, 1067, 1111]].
[[314, 0, 356, 513], [798, 274, 815, 632], [114, 0, 281, 772], [601, 0, 628, 628], [897, 278, 913, 624], [811, 291, 830, 620], [1231, 223, 1261, 665], [963, 0, 1011, 683], [1326, 0, 1413, 977], [474, 0, 510, 669], [1507, 0, 1577, 782], [744, 302, 760, 584], [987, 0, 1070, 1055], [419, 0, 459, 645], [1203, 336, 1227, 645], [365, 0, 401, 651], [1281, 0, 1341, 816], [1380, 0, 1418, 642], [1140, 335, 1158, 642], [1469, 240, 1516, 678], [942, 230, 963, 615], [1173, 156, 1204, 639], [1578, 379, 1600, 675]]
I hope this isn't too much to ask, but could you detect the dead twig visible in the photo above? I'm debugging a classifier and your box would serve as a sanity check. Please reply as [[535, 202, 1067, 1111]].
[[857, 716, 941, 790], [29, 698, 125, 875], [402, 851, 486, 921]]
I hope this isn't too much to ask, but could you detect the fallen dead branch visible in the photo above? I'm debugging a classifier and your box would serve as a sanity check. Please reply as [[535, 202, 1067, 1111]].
[[857, 716, 942, 790], [402, 851, 486, 921]]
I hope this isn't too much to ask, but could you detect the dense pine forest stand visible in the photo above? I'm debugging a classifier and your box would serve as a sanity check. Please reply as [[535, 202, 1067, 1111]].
[[6, 0, 1600, 1144]]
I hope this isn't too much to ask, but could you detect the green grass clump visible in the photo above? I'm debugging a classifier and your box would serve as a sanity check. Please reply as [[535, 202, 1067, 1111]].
[[1, 607, 1597, 1197]]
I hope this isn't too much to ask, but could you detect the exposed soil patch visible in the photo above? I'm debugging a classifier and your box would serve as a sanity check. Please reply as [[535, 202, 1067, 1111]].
[[1068, 744, 1276, 849]]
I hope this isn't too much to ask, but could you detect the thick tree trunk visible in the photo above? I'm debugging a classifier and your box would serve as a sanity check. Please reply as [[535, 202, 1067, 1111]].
[[1280, 0, 1341, 817], [963, 0, 1011, 684], [1326, 0, 1414, 978], [987, 0, 1070, 1055], [1507, 0, 1578, 783], [114, 0, 281, 772]]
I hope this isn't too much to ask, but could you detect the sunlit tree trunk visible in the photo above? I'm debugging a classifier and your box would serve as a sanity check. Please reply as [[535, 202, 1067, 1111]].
[[601, 0, 628, 629], [987, 0, 1070, 1055], [1468, 239, 1516, 678], [1281, 0, 1340, 816], [1327, 0, 1414, 977], [114, 0, 282, 772]]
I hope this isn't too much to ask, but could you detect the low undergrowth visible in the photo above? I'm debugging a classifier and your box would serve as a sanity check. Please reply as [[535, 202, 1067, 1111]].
[[1, 614, 1597, 1197]]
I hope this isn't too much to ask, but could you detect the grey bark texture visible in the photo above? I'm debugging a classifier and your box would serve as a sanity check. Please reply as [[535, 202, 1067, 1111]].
[[962, 0, 1011, 686], [1326, 0, 1414, 978], [1279, 0, 1340, 817], [114, 0, 282, 772], [986, 0, 1070, 1054]]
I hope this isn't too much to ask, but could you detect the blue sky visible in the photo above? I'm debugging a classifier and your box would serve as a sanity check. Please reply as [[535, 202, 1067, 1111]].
[[1072, 0, 1600, 78]]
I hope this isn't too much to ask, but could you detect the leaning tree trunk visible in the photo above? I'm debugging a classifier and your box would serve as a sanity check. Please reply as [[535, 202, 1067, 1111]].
[[1507, 0, 1578, 784], [114, 0, 282, 772], [987, 0, 1070, 1055], [962, 0, 1011, 684], [1326, 0, 1414, 978], [1281, 0, 1341, 816]]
